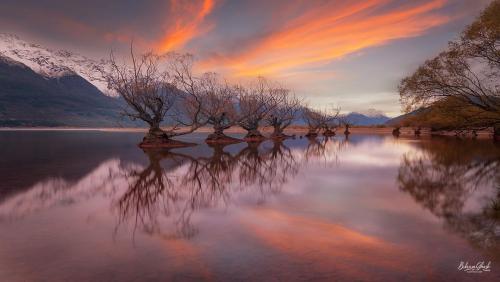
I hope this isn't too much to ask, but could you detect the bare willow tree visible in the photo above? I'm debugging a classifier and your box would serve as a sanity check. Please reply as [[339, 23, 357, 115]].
[[199, 73, 242, 143], [167, 53, 242, 143], [264, 89, 301, 139], [302, 107, 324, 137], [237, 77, 279, 141], [107, 48, 203, 147], [302, 106, 341, 137], [399, 0, 500, 139], [164, 53, 207, 132], [108, 47, 308, 145], [321, 107, 341, 136], [339, 114, 354, 136]]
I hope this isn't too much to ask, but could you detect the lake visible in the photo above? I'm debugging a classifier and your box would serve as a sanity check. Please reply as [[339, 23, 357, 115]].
[[0, 130, 499, 281]]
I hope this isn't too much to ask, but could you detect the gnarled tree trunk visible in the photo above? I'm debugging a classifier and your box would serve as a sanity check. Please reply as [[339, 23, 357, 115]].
[[270, 123, 292, 139], [323, 126, 336, 136], [141, 121, 167, 146], [244, 128, 265, 141], [392, 127, 401, 137], [140, 123, 195, 148], [206, 116, 241, 144], [494, 125, 500, 142], [344, 124, 350, 136], [241, 120, 265, 142], [305, 128, 319, 138], [414, 127, 421, 137]]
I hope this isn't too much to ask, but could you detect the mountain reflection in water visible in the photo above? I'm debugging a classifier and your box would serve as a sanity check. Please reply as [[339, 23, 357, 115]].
[[0, 131, 499, 281]]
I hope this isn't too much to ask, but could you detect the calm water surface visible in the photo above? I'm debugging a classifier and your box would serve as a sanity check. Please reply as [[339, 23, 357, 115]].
[[0, 131, 499, 281]]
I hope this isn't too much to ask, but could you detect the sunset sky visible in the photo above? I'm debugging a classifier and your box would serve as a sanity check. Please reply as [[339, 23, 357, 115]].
[[0, 0, 491, 116]]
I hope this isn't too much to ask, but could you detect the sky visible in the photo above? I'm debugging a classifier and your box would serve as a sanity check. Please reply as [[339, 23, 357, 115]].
[[0, 0, 492, 116]]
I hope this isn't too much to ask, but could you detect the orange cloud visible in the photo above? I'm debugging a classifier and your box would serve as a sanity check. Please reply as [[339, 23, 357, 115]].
[[157, 0, 216, 53], [18, 1, 216, 53], [201, 0, 450, 77]]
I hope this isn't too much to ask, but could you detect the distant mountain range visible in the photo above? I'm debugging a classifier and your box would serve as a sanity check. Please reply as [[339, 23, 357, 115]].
[[291, 108, 391, 126], [343, 111, 391, 126], [0, 34, 393, 127]]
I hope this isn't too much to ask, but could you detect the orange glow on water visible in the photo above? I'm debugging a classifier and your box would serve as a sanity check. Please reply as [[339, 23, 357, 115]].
[[240, 208, 421, 279]]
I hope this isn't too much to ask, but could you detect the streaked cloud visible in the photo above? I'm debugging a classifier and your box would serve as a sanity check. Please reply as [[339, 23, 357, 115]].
[[200, 0, 451, 77], [156, 0, 216, 52], [0, 0, 490, 114]]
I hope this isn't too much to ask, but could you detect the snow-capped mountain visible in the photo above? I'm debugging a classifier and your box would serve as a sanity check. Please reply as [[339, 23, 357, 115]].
[[358, 108, 387, 118], [344, 110, 390, 126], [0, 33, 113, 96], [0, 50, 127, 127]]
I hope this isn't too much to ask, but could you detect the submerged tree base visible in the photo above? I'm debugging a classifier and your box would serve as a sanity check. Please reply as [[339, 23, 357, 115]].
[[494, 128, 500, 142], [392, 128, 401, 137], [139, 134, 196, 148], [305, 132, 319, 138], [243, 132, 267, 142], [244, 136, 267, 142], [205, 133, 242, 144], [414, 128, 421, 137], [271, 132, 294, 140], [323, 130, 336, 137]]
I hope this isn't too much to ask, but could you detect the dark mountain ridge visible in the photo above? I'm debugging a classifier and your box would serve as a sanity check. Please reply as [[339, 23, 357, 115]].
[[0, 55, 126, 127]]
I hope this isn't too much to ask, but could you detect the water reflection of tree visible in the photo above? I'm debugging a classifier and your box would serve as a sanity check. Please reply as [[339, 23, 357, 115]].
[[237, 141, 299, 199], [397, 138, 500, 249], [115, 149, 195, 238], [116, 141, 300, 239], [183, 144, 237, 195], [0, 137, 348, 240], [263, 140, 299, 192], [304, 136, 347, 164]]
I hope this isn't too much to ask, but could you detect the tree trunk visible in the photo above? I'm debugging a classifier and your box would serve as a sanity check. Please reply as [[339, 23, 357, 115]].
[[272, 124, 282, 138], [305, 129, 318, 138], [271, 125, 291, 139], [344, 125, 350, 136], [213, 123, 225, 136], [414, 127, 421, 137], [141, 124, 168, 146], [244, 128, 265, 141], [148, 123, 163, 136], [323, 127, 336, 136], [392, 127, 401, 137], [206, 123, 241, 144], [472, 130, 478, 138], [494, 126, 500, 142], [139, 124, 195, 148], [241, 121, 265, 141]]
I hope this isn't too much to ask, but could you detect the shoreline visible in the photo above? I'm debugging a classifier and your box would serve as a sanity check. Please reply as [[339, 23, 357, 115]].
[[0, 126, 493, 138]]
